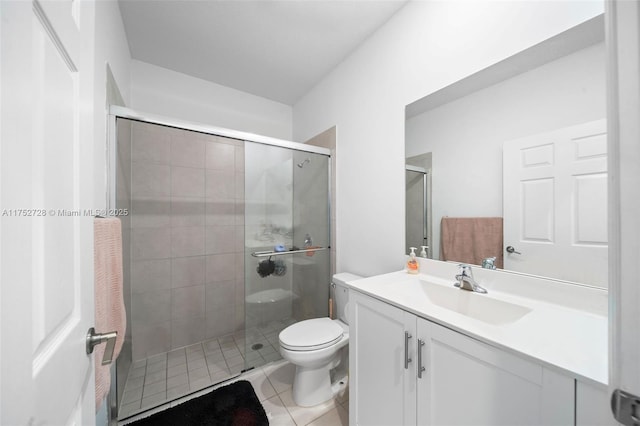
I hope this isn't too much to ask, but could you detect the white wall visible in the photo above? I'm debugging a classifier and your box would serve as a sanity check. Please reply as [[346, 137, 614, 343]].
[[130, 60, 293, 140], [93, 3, 132, 425], [292, 1, 604, 277], [406, 42, 606, 259], [94, 0, 132, 211]]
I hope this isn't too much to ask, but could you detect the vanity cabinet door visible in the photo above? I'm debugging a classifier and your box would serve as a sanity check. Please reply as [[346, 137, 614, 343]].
[[415, 318, 574, 426], [576, 380, 616, 426], [349, 291, 417, 426]]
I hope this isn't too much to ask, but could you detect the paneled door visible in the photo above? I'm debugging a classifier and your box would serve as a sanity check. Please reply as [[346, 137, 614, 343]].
[[503, 119, 607, 287], [416, 318, 574, 425], [1, 0, 96, 424], [607, 0, 640, 422]]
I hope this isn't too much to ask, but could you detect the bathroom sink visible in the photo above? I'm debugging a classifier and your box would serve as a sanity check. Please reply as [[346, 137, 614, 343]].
[[420, 281, 531, 325]]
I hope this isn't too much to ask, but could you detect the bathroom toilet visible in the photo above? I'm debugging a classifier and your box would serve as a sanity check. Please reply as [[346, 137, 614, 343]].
[[279, 272, 362, 407]]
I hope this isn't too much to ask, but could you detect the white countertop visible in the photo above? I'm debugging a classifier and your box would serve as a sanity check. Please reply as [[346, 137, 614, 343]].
[[346, 262, 608, 387]]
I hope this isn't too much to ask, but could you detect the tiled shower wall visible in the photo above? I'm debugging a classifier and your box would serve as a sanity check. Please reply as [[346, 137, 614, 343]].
[[304, 126, 336, 277], [128, 120, 245, 361], [291, 151, 331, 321]]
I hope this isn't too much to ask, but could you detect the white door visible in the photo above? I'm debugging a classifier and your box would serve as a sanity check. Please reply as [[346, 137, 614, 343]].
[[607, 0, 640, 424], [1, 0, 96, 424], [503, 120, 607, 287]]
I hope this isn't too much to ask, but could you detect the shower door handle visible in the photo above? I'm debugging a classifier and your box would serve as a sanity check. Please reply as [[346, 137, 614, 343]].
[[86, 327, 118, 365]]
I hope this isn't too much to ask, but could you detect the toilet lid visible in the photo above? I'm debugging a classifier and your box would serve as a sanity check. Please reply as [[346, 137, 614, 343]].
[[279, 318, 344, 351]]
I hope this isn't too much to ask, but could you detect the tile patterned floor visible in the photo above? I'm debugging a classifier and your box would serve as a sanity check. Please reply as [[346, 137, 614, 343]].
[[119, 319, 296, 419], [120, 359, 349, 426], [248, 361, 349, 426]]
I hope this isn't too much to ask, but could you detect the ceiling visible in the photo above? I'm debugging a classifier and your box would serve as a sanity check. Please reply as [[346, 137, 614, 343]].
[[118, 0, 408, 105]]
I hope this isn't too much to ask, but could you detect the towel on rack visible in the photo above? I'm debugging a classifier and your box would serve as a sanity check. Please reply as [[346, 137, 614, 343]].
[[94, 217, 126, 411], [440, 217, 504, 268]]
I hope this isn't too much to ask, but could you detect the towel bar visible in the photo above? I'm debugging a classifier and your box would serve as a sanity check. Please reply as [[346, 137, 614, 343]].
[[251, 247, 328, 257]]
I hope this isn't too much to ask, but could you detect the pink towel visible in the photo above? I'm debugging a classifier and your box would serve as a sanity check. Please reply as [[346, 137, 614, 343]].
[[94, 217, 126, 411], [440, 217, 504, 268]]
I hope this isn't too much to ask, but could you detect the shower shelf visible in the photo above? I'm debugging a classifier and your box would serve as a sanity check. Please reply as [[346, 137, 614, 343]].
[[251, 247, 329, 257]]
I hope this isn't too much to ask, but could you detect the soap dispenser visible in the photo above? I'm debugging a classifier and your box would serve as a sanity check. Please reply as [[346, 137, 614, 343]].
[[419, 246, 429, 258], [407, 247, 419, 274]]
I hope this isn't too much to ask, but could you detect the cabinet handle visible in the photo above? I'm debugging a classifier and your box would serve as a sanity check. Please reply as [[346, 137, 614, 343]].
[[417, 339, 426, 379], [404, 331, 412, 369]]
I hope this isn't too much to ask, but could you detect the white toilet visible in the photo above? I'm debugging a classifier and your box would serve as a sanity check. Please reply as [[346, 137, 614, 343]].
[[279, 272, 362, 407]]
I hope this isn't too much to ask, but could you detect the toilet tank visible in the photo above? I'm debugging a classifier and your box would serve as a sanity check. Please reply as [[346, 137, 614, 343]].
[[332, 272, 363, 325]]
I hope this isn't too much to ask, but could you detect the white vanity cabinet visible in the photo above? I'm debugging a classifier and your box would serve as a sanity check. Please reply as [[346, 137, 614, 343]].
[[416, 317, 574, 425], [349, 288, 417, 425], [349, 290, 575, 426], [576, 381, 617, 426]]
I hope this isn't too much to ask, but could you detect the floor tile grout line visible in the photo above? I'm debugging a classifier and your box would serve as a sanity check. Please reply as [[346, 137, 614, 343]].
[[120, 328, 294, 420]]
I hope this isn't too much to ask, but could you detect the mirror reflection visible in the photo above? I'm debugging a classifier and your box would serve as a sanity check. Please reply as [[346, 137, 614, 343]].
[[405, 16, 607, 288], [406, 154, 432, 259]]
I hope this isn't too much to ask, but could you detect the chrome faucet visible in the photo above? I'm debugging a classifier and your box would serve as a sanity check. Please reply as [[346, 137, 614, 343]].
[[482, 256, 497, 270], [455, 264, 487, 294]]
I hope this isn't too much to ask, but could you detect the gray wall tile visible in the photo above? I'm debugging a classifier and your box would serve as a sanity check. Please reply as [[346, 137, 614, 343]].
[[171, 166, 205, 198], [206, 140, 235, 171], [172, 285, 205, 319], [131, 259, 171, 294], [132, 163, 171, 198], [171, 256, 206, 288], [171, 197, 205, 228], [171, 136, 206, 168], [171, 227, 205, 257], [132, 227, 171, 260]]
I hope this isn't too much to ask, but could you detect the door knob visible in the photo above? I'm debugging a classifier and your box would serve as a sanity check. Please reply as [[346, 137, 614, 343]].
[[86, 327, 118, 365], [506, 246, 521, 255]]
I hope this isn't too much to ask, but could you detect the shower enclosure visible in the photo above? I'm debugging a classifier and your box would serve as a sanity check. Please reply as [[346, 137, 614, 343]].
[[110, 108, 330, 420], [405, 164, 431, 257]]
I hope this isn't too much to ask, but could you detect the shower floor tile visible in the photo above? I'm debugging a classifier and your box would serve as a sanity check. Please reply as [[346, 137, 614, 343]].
[[119, 321, 287, 420]]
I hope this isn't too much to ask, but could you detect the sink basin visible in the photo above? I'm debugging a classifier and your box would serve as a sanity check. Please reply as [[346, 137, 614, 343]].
[[420, 281, 531, 325]]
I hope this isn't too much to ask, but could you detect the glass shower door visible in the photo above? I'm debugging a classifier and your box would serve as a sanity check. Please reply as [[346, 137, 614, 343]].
[[243, 142, 330, 371], [406, 166, 431, 257]]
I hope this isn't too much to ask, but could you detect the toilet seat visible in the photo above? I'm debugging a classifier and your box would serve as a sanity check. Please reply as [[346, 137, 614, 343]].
[[279, 318, 344, 351]]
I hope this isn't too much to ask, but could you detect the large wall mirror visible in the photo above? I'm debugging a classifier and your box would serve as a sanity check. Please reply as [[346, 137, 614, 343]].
[[405, 15, 607, 288]]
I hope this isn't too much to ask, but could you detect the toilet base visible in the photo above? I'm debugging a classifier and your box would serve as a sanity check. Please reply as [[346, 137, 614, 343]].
[[292, 365, 348, 407], [279, 318, 350, 407]]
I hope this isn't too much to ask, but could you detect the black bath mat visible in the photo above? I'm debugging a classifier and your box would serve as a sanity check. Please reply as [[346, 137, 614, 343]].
[[129, 380, 269, 426]]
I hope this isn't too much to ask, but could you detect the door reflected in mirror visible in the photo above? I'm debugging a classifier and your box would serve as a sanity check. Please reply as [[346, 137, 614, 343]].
[[404, 16, 607, 288]]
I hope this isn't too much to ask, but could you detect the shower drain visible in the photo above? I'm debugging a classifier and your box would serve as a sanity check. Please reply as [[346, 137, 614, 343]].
[[251, 343, 264, 350]]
